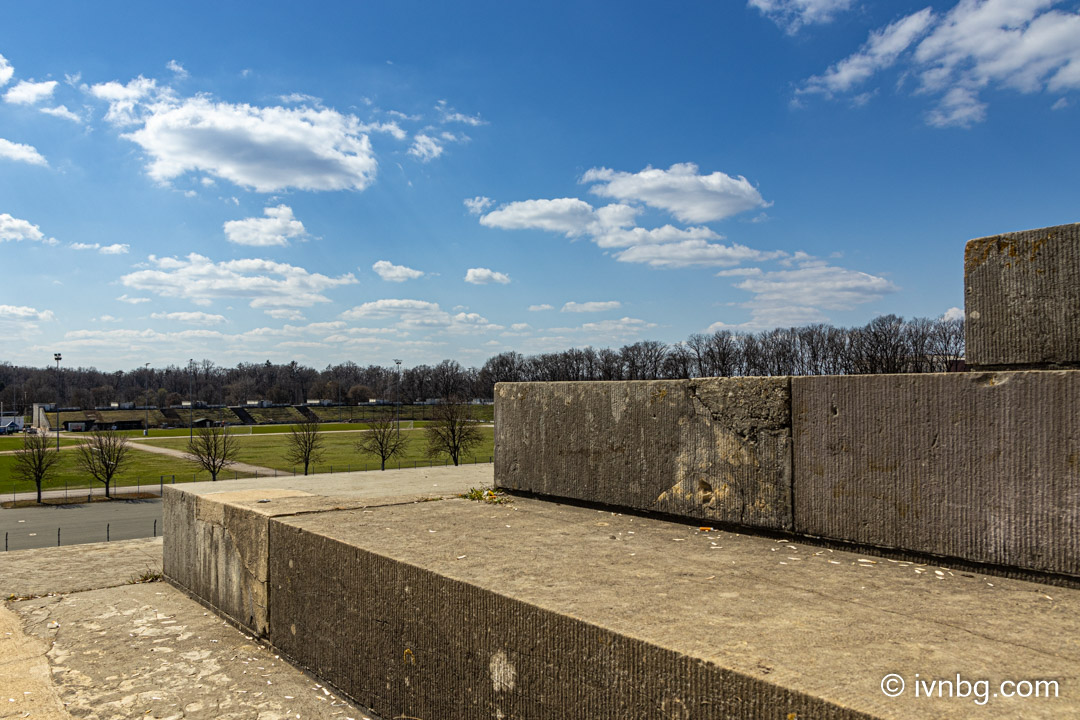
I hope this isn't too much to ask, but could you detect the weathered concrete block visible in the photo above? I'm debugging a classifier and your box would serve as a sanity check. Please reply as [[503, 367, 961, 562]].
[[793, 371, 1080, 576], [965, 222, 1080, 368], [163, 486, 311, 635], [495, 378, 793, 529]]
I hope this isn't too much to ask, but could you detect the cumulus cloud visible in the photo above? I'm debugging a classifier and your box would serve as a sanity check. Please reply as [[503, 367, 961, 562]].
[[39, 105, 81, 122], [749, 0, 855, 34], [479, 165, 776, 269], [3, 79, 58, 105], [561, 301, 621, 313], [121, 253, 357, 308], [264, 308, 305, 321], [70, 242, 130, 254], [581, 163, 769, 224], [528, 304, 554, 312], [166, 60, 188, 78], [373, 260, 425, 282], [224, 205, 307, 246], [0, 54, 12, 86], [408, 133, 444, 162], [0, 304, 55, 337], [0, 137, 48, 166], [341, 298, 502, 333], [0, 213, 56, 244], [801, 1, 1080, 127], [943, 306, 964, 321], [151, 311, 226, 325], [116, 294, 150, 304], [436, 99, 487, 126], [0, 304, 55, 322], [463, 196, 494, 215], [464, 267, 511, 285]]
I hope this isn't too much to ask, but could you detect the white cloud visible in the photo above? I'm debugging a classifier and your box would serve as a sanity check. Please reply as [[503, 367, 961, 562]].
[[436, 99, 487, 126], [0, 54, 12, 86], [943, 306, 964, 321], [116, 294, 150, 304], [340, 299, 502, 333], [121, 253, 357, 308], [166, 60, 188, 78], [70, 242, 130, 254], [373, 260, 425, 282], [3, 79, 57, 105], [0, 137, 48, 166], [615, 239, 782, 268], [39, 105, 81, 122], [481, 198, 596, 236], [581, 163, 769, 224], [95, 84, 379, 191], [528, 304, 554, 312], [0, 304, 54, 337], [749, 0, 855, 34], [408, 133, 443, 162], [464, 267, 511, 285], [0, 213, 56, 244], [224, 205, 307, 246], [151, 311, 226, 325], [802, 1, 1080, 127], [561, 301, 621, 313], [1052, 97, 1069, 110], [801, 9, 936, 95], [464, 196, 494, 215], [95, 314, 122, 323], [264, 308, 305, 321]]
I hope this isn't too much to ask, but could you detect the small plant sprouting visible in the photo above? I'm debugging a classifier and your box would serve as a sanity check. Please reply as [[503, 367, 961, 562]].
[[128, 567, 164, 584], [461, 486, 511, 504]]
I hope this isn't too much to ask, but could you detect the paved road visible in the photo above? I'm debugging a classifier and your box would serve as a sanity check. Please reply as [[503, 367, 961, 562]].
[[0, 498, 162, 551]]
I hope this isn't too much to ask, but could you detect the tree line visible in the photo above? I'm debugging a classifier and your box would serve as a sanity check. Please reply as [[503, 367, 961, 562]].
[[0, 314, 963, 412]]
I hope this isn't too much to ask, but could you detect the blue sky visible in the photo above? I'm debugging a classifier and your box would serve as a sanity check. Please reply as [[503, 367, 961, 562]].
[[1, 0, 1078, 371]]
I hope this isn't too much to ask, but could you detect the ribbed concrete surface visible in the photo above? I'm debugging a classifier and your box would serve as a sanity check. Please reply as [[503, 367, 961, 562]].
[[965, 222, 1080, 368], [495, 378, 792, 530], [792, 371, 1080, 577], [261, 496, 1078, 719]]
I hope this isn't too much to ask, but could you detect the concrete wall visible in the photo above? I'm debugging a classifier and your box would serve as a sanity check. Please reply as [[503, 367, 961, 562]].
[[965, 222, 1080, 368], [495, 378, 793, 530], [495, 371, 1080, 578], [792, 371, 1080, 576]]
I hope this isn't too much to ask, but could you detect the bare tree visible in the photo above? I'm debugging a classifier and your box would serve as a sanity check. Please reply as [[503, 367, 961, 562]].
[[425, 399, 483, 466], [74, 429, 131, 498], [13, 433, 62, 503], [355, 415, 410, 470], [187, 425, 239, 481], [285, 420, 324, 475]]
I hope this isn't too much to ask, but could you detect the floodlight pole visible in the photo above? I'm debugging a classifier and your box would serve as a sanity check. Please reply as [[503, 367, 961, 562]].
[[189, 358, 194, 443], [144, 362, 151, 436], [54, 353, 62, 450], [393, 359, 402, 436]]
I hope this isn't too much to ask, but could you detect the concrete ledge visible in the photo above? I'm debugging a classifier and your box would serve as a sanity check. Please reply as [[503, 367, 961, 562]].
[[792, 371, 1080, 577], [163, 466, 489, 635], [965, 222, 1080, 368], [166, 485, 1080, 718], [495, 379, 793, 530]]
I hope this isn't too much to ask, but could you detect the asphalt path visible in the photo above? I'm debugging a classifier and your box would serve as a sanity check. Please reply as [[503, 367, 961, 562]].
[[0, 498, 162, 552]]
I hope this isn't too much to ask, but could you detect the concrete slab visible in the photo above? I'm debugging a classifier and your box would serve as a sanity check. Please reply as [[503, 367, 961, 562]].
[[792, 372, 1080, 577], [163, 465, 491, 635], [256, 496, 1078, 719], [1, 537, 379, 719], [495, 379, 793, 529], [965, 222, 1080, 368]]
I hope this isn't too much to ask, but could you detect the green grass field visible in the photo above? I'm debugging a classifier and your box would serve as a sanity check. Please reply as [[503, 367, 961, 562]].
[[142, 426, 494, 474], [0, 446, 254, 497], [0, 436, 82, 451]]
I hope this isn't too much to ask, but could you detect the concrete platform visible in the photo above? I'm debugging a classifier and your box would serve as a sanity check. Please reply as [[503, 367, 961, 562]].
[[166, 477, 1080, 719], [1, 538, 380, 719]]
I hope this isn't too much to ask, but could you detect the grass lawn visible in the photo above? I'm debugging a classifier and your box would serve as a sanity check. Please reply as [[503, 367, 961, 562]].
[[142, 426, 494, 474], [0, 445, 253, 497], [0, 436, 82, 451]]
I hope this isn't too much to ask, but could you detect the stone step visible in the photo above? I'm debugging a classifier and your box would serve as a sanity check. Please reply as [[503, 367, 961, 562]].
[[164, 474, 1080, 719]]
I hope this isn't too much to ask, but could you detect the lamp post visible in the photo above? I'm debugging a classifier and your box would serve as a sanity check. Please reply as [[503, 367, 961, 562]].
[[393, 358, 402, 436], [144, 362, 150, 437], [54, 353, 62, 451], [189, 358, 194, 443]]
